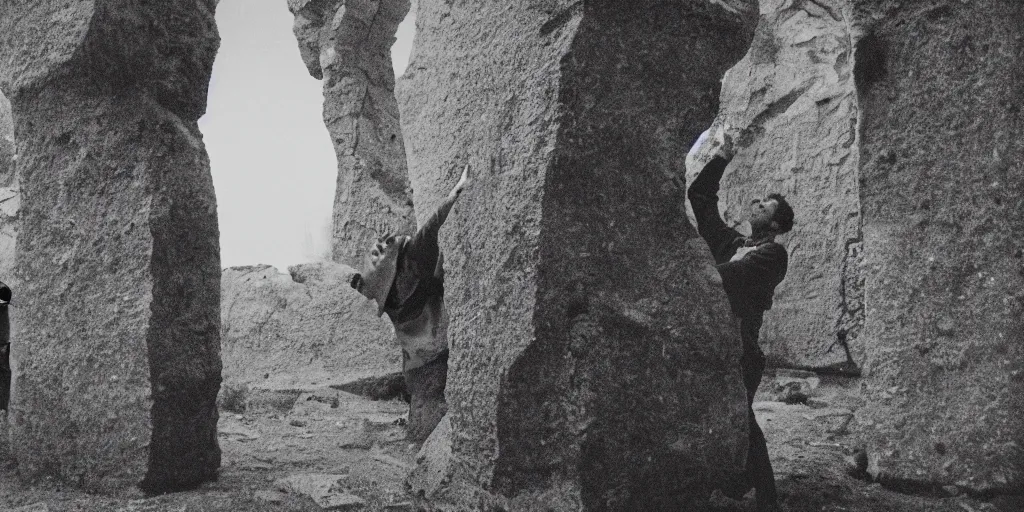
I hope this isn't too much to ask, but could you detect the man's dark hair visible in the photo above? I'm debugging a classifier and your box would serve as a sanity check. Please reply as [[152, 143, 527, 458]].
[[767, 193, 795, 234]]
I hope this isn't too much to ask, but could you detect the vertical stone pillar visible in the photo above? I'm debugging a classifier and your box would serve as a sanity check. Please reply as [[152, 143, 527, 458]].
[[688, 0, 864, 369], [0, 0, 222, 493], [400, 0, 756, 508], [851, 0, 1024, 495], [288, 0, 415, 267]]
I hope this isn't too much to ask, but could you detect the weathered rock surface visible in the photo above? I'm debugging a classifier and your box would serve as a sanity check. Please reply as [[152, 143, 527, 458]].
[[407, 413, 451, 501], [398, 0, 756, 508], [220, 262, 398, 390], [0, 91, 16, 285], [687, 0, 863, 369], [849, 0, 1024, 495], [0, 0, 222, 493], [287, 0, 416, 267], [0, 92, 12, 180]]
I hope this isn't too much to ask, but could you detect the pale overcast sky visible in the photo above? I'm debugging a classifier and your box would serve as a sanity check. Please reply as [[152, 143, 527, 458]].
[[200, 0, 415, 272]]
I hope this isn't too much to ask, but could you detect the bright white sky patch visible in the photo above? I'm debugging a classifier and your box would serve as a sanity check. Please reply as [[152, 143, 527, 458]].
[[200, 0, 416, 272]]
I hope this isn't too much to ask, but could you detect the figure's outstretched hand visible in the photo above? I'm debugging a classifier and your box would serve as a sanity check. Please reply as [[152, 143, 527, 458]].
[[713, 123, 736, 160], [452, 163, 472, 196]]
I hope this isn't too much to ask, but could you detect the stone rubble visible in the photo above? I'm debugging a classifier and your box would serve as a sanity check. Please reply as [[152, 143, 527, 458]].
[[274, 473, 367, 510], [220, 262, 399, 392]]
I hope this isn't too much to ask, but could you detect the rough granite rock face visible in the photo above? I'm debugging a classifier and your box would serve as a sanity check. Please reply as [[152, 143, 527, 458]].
[[0, 91, 12, 180], [688, 0, 863, 369], [0, 0, 222, 493], [220, 262, 398, 390], [849, 0, 1024, 495], [398, 0, 756, 508], [0, 91, 15, 284], [288, 0, 416, 267]]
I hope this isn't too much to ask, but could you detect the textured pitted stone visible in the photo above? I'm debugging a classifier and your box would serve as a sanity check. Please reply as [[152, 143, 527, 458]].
[[850, 0, 1024, 495], [0, 92, 12, 180], [0, 91, 15, 284], [398, 0, 756, 508], [220, 262, 398, 390], [288, 0, 415, 267], [0, 0, 222, 493], [687, 0, 863, 368]]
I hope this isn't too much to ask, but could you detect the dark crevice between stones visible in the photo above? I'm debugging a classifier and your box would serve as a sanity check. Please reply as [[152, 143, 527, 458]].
[[331, 372, 409, 402], [853, 30, 886, 94], [871, 472, 1023, 503], [539, 0, 584, 37]]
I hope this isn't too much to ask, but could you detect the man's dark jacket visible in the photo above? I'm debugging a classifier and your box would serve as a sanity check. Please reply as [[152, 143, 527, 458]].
[[688, 155, 788, 319]]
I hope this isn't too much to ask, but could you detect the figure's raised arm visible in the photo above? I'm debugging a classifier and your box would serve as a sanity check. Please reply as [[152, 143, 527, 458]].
[[688, 126, 745, 264], [423, 163, 471, 238], [403, 164, 473, 273]]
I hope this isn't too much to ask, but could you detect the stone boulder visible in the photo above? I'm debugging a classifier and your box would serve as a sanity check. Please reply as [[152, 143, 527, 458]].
[[850, 0, 1024, 495], [287, 0, 416, 267], [220, 262, 398, 391], [398, 0, 757, 508], [687, 0, 863, 369], [0, 0, 222, 493]]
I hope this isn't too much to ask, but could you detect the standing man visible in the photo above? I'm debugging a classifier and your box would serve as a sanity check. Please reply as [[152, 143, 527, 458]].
[[687, 127, 794, 512], [350, 164, 471, 442]]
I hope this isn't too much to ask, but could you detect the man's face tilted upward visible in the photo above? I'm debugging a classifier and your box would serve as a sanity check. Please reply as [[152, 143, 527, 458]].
[[749, 197, 780, 233]]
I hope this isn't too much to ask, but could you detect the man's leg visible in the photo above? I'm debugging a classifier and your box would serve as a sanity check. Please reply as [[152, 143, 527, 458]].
[[741, 317, 779, 511], [748, 410, 779, 510], [404, 349, 448, 442], [0, 346, 10, 411]]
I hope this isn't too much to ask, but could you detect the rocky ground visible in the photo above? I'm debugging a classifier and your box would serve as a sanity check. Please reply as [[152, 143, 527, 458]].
[[0, 371, 1017, 512]]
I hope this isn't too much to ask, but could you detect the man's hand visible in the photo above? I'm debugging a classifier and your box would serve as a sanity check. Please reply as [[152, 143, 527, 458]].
[[729, 246, 757, 262], [715, 125, 734, 159], [451, 164, 471, 197]]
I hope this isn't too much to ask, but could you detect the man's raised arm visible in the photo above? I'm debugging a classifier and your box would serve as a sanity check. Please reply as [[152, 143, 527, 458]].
[[688, 154, 743, 264], [418, 164, 470, 241], [404, 164, 472, 273]]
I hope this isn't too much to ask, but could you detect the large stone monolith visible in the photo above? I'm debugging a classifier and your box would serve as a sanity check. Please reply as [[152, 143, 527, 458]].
[[851, 0, 1024, 495], [288, 0, 416, 267], [0, 0, 222, 493], [399, 0, 757, 508], [688, 0, 864, 369]]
